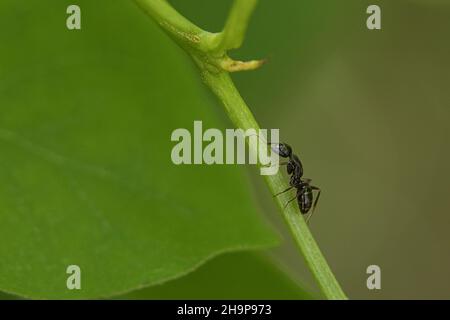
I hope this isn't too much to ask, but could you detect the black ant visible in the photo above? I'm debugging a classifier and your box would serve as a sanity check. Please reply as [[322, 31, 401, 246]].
[[270, 142, 321, 223]]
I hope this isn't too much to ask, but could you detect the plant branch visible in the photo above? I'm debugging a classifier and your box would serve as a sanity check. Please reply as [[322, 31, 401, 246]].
[[202, 72, 347, 300], [134, 0, 347, 300], [215, 0, 259, 52], [134, 0, 215, 52]]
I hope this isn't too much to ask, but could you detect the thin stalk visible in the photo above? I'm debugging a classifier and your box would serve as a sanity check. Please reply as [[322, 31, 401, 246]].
[[133, 0, 347, 300], [134, 0, 215, 52], [202, 71, 346, 300], [215, 0, 259, 51]]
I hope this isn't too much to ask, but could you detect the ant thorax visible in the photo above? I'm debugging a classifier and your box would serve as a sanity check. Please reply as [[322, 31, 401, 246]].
[[289, 173, 302, 187]]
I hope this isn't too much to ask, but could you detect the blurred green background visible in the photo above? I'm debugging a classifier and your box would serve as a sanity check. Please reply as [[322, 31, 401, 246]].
[[170, 0, 450, 299], [1, 0, 450, 299]]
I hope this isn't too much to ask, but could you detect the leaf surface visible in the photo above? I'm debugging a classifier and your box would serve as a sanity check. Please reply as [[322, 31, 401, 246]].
[[0, 0, 277, 299]]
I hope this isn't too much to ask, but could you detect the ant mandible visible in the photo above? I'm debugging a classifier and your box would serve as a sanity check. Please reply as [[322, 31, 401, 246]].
[[270, 142, 321, 223]]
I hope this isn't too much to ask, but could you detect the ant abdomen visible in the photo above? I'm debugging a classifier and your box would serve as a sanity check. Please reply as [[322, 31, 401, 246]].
[[298, 187, 313, 214]]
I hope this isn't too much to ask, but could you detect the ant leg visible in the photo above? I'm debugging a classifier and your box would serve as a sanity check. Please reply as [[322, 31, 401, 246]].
[[283, 196, 297, 210], [306, 186, 321, 224], [273, 186, 293, 197]]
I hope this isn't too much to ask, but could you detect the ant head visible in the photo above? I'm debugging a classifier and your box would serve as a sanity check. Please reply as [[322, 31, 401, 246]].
[[270, 143, 292, 158]]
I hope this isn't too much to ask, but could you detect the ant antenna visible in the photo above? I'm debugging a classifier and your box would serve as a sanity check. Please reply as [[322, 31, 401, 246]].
[[247, 133, 271, 146], [246, 133, 283, 146]]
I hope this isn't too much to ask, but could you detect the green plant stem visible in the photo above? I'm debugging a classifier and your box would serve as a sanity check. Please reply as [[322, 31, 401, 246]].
[[134, 0, 347, 300], [216, 0, 259, 51], [134, 0, 215, 52], [203, 72, 346, 300]]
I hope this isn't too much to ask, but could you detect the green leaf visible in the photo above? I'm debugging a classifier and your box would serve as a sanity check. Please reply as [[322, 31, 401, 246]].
[[0, 0, 278, 299], [118, 252, 314, 300], [0, 252, 313, 300]]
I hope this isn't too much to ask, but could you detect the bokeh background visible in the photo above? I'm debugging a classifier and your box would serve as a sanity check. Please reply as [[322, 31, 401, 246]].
[[170, 0, 450, 299], [1, 0, 449, 299]]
